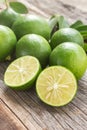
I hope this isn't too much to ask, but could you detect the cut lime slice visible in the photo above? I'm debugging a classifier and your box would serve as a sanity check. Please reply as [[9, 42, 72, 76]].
[[4, 56, 41, 90], [36, 66, 77, 106]]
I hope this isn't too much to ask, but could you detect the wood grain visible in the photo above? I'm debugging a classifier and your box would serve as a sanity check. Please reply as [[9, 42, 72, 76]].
[[0, 0, 87, 130], [0, 99, 27, 130]]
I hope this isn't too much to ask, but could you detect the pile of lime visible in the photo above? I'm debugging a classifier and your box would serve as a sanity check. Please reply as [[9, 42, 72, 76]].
[[0, 0, 87, 107]]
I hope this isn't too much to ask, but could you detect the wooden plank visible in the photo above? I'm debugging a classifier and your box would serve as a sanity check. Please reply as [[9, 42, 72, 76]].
[[0, 80, 64, 130], [0, 0, 87, 130], [20, 0, 87, 23], [28, 89, 87, 130], [0, 83, 42, 130], [0, 73, 87, 130], [60, 0, 87, 12], [0, 99, 27, 130]]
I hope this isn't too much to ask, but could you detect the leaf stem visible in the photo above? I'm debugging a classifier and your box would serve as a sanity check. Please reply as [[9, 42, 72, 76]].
[[5, 0, 9, 9]]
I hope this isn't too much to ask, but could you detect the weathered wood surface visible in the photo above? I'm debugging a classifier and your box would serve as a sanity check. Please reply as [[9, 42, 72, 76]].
[[0, 0, 87, 130]]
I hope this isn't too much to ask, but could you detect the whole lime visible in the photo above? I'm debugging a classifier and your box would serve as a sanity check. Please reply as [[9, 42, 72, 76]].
[[0, 25, 17, 61], [49, 42, 87, 79], [16, 34, 51, 67], [50, 28, 84, 49], [12, 15, 51, 40], [0, 7, 20, 28]]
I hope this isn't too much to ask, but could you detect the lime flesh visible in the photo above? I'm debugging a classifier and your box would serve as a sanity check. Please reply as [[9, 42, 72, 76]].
[[36, 66, 77, 107], [4, 56, 41, 90]]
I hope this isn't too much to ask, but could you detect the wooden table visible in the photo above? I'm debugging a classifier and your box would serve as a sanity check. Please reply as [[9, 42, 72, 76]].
[[0, 0, 87, 130]]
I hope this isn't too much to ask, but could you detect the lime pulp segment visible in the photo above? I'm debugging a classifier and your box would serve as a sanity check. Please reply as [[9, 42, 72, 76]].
[[36, 66, 77, 106], [4, 56, 41, 89]]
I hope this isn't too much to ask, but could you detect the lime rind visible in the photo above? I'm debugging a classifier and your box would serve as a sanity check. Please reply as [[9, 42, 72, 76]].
[[36, 66, 77, 107]]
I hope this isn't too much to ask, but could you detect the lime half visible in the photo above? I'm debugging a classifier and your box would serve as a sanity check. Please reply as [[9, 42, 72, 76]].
[[36, 66, 77, 107], [4, 56, 41, 90]]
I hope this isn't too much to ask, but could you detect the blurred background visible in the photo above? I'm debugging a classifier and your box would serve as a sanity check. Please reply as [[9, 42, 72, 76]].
[[0, 0, 87, 12], [0, 0, 87, 24], [60, 0, 87, 12]]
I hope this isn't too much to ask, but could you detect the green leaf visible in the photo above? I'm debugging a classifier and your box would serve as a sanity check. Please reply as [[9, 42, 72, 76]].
[[9, 2, 28, 14], [76, 25, 87, 31], [75, 25, 87, 39], [70, 20, 83, 29], [49, 15, 59, 31], [58, 16, 69, 29], [49, 15, 69, 36]]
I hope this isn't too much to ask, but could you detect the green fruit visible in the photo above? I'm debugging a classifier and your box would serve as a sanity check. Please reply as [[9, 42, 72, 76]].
[[16, 34, 51, 67], [50, 28, 84, 49], [49, 42, 87, 80], [0, 25, 17, 61], [0, 7, 20, 27], [12, 15, 51, 40], [36, 66, 77, 107], [4, 56, 41, 90]]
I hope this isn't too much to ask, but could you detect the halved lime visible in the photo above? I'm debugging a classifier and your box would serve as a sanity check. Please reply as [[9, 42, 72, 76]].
[[36, 66, 77, 107], [4, 56, 41, 90]]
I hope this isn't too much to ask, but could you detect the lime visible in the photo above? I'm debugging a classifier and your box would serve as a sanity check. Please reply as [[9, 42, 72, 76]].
[[12, 15, 51, 40], [49, 42, 87, 80], [50, 28, 84, 49], [4, 56, 41, 90], [0, 7, 20, 28], [16, 34, 51, 67], [0, 25, 17, 61], [36, 66, 77, 107]]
